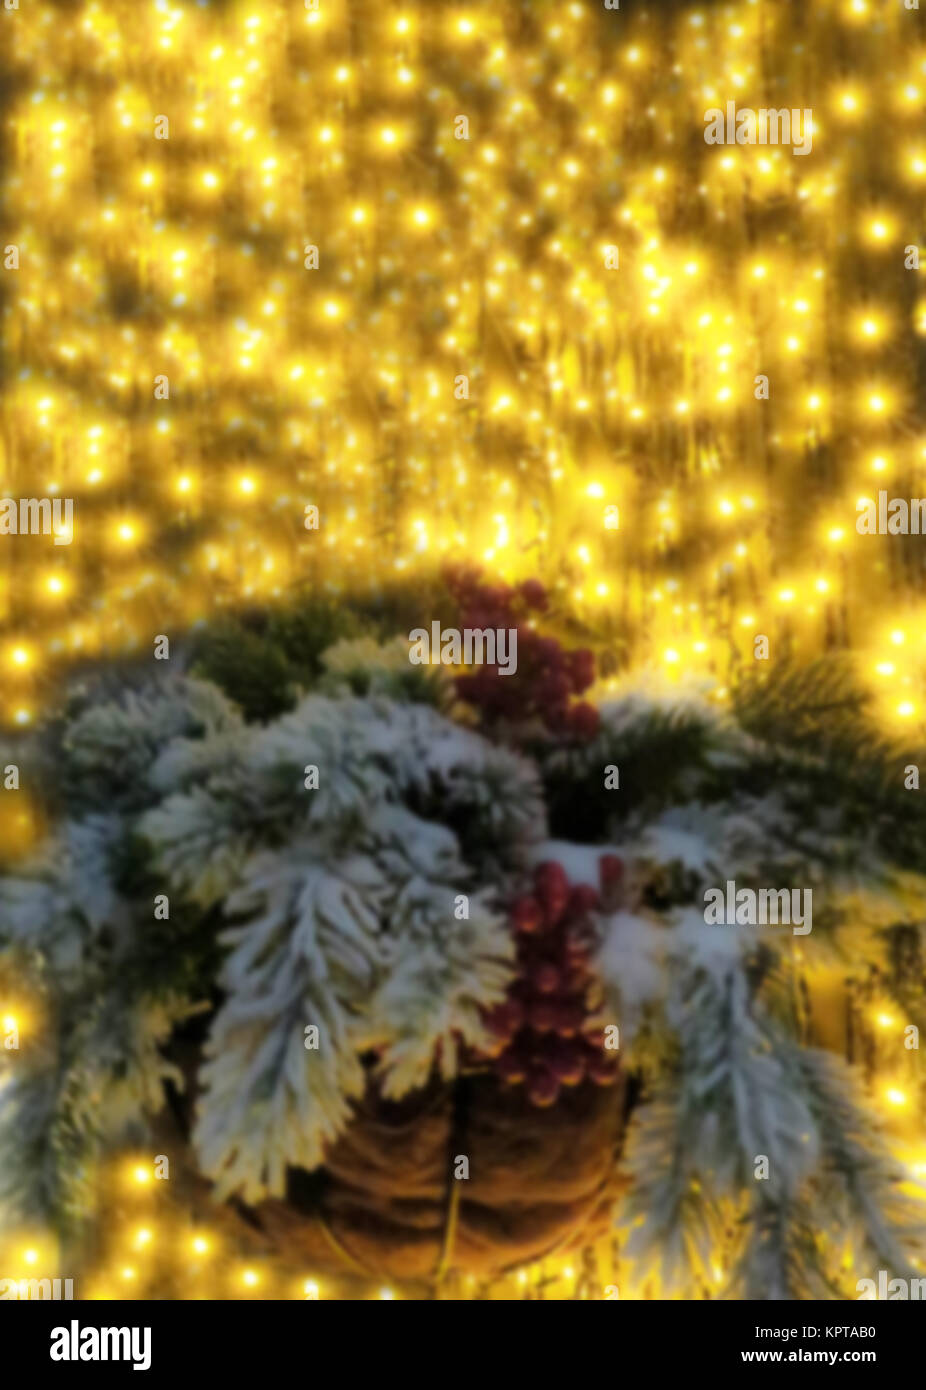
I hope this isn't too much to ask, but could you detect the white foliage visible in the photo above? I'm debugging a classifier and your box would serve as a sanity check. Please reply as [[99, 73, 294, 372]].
[[594, 910, 667, 1040], [195, 843, 389, 1199]]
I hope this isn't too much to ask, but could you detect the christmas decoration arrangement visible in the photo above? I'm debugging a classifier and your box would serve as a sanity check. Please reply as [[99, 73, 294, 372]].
[[3, 0, 926, 1318], [2, 576, 925, 1299]]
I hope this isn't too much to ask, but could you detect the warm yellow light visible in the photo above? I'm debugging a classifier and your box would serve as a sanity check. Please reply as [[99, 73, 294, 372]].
[[192, 1236, 210, 1256], [897, 702, 915, 719], [132, 1165, 151, 1186], [891, 630, 905, 645], [242, 1269, 259, 1288], [885, 1086, 908, 1106], [23, 1249, 38, 1266], [134, 1228, 153, 1249]]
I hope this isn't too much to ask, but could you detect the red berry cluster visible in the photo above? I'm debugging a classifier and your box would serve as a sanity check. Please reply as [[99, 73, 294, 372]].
[[443, 567, 599, 737], [476, 858, 623, 1108]]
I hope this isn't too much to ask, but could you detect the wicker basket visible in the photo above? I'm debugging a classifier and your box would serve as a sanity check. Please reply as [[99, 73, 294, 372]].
[[156, 1059, 627, 1288]]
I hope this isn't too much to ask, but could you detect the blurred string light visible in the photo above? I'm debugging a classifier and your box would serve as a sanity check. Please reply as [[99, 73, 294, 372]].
[[0, 0, 922, 733]]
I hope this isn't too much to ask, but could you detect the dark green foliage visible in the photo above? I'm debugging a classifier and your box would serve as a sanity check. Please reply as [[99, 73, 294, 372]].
[[189, 618, 298, 722], [189, 582, 455, 721], [539, 704, 719, 840], [733, 658, 926, 876]]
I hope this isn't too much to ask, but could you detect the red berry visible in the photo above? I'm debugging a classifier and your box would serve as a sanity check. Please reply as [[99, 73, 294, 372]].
[[527, 1069, 561, 1108], [504, 995, 526, 1030], [534, 862, 569, 926], [558, 934, 586, 967], [567, 702, 600, 738], [510, 896, 544, 935], [549, 1041, 586, 1086], [484, 585, 513, 610], [519, 579, 548, 611], [532, 962, 561, 995], [496, 1051, 528, 1085], [483, 1001, 520, 1039], [568, 884, 601, 915], [454, 674, 480, 702], [538, 672, 571, 706], [529, 999, 559, 1033], [554, 1000, 586, 1037], [564, 921, 597, 964], [543, 704, 572, 736], [563, 971, 593, 1004], [543, 896, 570, 930], [534, 861, 569, 901], [598, 854, 624, 890], [568, 649, 597, 693], [587, 1055, 620, 1086]]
